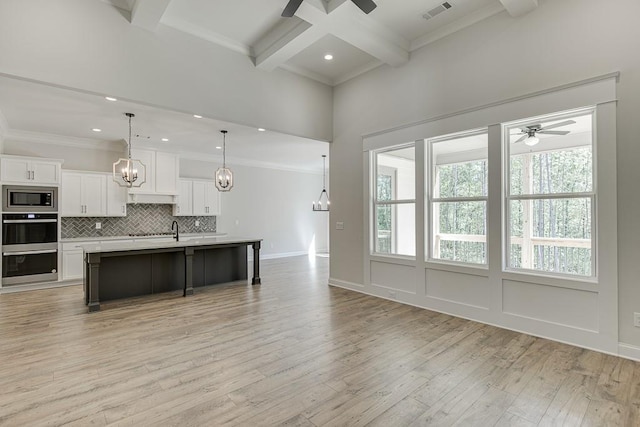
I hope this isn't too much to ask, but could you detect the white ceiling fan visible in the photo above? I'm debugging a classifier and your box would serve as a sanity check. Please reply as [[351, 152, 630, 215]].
[[281, 0, 377, 17], [512, 119, 576, 146]]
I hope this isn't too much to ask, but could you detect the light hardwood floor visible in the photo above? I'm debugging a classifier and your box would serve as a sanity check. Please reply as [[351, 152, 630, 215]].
[[0, 255, 638, 426]]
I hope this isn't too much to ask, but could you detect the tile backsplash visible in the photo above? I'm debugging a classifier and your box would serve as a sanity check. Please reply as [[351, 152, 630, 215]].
[[61, 204, 216, 238]]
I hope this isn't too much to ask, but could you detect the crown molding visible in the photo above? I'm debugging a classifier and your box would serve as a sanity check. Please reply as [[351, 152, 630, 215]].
[[411, 3, 506, 52], [6, 129, 124, 152], [333, 59, 383, 86], [279, 64, 333, 86], [161, 16, 253, 56]]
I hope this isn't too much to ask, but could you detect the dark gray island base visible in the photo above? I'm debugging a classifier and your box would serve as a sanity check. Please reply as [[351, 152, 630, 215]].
[[81, 237, 262, 312]]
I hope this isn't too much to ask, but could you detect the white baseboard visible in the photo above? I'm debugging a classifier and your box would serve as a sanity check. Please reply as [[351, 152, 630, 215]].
[[618, 343, 640, 362], [328, 277, 365, 289], [249, 251, 312, 262], [0, 279, 80, 294]]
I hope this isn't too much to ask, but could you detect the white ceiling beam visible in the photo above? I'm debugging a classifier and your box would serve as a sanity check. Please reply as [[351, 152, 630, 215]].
[[130, 0, 172, 32], [254, 18, 325, 71], [254, 0, 407, 73], [499, 0, 538, 17], [296, 1, 409, 67]]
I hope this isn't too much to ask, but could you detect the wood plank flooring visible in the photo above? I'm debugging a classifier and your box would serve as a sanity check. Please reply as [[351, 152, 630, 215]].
[[0, 255, 638, 426]]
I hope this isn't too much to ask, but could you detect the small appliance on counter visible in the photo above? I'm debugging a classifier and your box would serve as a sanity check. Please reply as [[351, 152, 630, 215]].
[[1, 186, 59, 286]]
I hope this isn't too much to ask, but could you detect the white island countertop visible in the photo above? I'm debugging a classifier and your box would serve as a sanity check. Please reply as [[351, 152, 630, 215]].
[[61, 232, 227, 243], [77, 236, 262, 254]]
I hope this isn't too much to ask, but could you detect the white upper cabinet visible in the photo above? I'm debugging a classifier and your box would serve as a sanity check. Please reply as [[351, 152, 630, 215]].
[[174, 179, 221, 217], [1, 155, 62, 185], [192, 180, 220, 216], [106, 176, 127, 217], [128, 149, 178, 196], [155, 152, 179, 195], [173, 179, 193, 216], [61, 171, 106, 217]]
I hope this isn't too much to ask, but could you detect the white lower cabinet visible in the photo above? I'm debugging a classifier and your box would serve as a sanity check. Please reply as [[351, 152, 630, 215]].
[[62, 248, 85, 281]]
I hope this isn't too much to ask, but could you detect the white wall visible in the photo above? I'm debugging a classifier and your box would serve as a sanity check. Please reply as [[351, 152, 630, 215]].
[[331, 0, 640, 350], [3, 139, 122, 172], [0, 0, 333, 142], [181, 159, 329, 258]]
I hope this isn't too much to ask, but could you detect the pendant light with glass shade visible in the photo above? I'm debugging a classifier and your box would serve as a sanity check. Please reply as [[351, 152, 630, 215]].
[[113, 113, 146, 188], [313, 154, 330, 211], [215, 130, 234, 191]]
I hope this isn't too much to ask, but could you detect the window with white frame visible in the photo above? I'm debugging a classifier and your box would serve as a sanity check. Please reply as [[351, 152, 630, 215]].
[[373, 145, 415, 257], [506, 109, 594, 277], [427, 131, 488, 265]]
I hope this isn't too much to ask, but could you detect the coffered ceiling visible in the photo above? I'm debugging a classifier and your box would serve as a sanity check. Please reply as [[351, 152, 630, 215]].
[[102, 0, 538, 86]]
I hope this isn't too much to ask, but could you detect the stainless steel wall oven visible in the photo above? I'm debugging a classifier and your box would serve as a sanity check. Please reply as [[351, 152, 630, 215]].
[[2, 186, 59, 285]]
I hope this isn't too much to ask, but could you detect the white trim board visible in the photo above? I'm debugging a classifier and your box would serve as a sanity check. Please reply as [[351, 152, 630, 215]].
[[363, 72, 619, 151], [360, 73, 619, 355]]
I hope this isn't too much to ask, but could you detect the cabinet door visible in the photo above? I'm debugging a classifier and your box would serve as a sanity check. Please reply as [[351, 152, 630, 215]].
[[205, 181, 221, 216], [128, 149, 155, 194], [82, 174, 106, 216], [31, 161, 60, 184], [155, 152, 179, 194], [62, 249, 84, 281], [174, 179, 193, 216], [61, 173, 84, 216], [106, 177, 127, 216], [192, 180, 207, 216], [1, 158, 31, 183]]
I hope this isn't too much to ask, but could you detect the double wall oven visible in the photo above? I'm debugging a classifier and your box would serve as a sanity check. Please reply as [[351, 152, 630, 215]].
[[2, 186, 59, 285]]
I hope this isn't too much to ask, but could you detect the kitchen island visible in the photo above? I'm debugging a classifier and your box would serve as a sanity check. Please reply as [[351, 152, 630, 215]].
[[79, 236, 262, 312]]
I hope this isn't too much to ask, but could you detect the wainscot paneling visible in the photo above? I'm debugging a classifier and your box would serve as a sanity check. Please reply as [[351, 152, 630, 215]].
[[370, 261, 416, 294], [502, 280, 598, 332], [425, 269, 490, 310]]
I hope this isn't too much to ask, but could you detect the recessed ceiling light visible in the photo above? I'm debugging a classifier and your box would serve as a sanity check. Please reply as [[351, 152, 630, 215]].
[[161, 138, 169, 142], [324, 54, 333, 61], [193, 114, 203, 119], [216, 146, 222, 150], [258, 128, 266, 132], [92, 128, 102, 132], [105, 96, 117, 102]]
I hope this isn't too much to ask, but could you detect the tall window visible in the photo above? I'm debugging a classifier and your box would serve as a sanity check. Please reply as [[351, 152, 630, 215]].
[[506, 109, 594, 277], [428, 131, 488, 265], [373, 145, 415, 257]]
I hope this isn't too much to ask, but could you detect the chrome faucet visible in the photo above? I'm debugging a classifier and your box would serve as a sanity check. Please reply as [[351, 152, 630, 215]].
[[171, 220, 179, 242]]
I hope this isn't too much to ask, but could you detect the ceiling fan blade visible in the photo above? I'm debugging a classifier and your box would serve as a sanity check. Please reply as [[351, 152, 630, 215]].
[[539, 119, 576, 131], [538, 130, 570, 135], [351, 0, 377, 14], [282, 0, 304, 17], [513, 135, 528, 143]]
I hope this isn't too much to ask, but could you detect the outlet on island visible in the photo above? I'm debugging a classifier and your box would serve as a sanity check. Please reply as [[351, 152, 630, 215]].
[[195, 220, 200, 227], [95, 222, 102, 230]]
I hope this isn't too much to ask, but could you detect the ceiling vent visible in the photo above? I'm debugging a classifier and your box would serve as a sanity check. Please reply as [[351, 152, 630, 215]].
[[422, 2, 452, 20]]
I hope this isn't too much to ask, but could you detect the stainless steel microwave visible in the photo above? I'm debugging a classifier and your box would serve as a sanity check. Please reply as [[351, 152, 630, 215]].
[[2, 185, 58, 212]]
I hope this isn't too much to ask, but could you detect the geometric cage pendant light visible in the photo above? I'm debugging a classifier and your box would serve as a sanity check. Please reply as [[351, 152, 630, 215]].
[[312, 154, 330, 211], [112, 112, 147, 188], [215, 130, 234, 192]]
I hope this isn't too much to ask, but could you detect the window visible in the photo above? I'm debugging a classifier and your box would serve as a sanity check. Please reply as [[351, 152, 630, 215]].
[[373, 145, 415, 256], [506, 109, 594, 277], [427, 131, 488, 265]]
